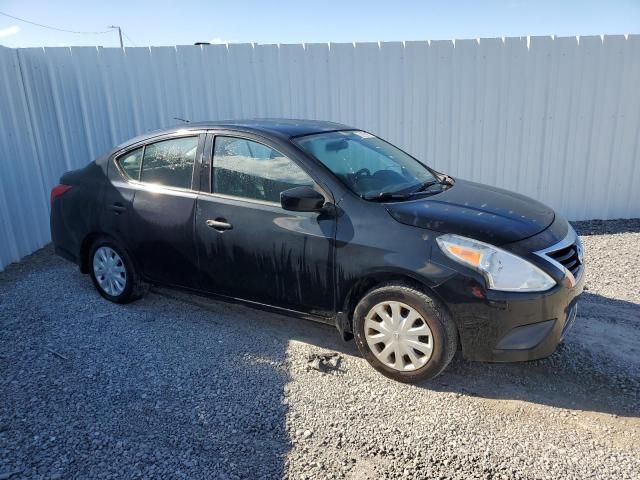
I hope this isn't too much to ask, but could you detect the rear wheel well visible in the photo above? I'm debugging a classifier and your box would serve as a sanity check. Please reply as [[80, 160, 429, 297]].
[[79, 233, 109, 273]]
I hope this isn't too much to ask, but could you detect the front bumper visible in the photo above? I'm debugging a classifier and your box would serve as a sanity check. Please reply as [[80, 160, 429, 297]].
[[433, 267, 585, 363]]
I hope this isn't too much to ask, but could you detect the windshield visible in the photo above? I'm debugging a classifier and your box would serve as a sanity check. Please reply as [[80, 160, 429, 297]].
[[294, 130, 437, 199]]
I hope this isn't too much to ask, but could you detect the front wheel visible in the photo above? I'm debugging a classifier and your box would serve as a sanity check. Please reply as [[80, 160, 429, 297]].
[[353, 283, 458, 383], [89, 238, 146, 304]]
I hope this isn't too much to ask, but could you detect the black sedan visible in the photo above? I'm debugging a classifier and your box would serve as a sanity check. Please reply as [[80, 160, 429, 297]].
[[50, 119, 585, 382]]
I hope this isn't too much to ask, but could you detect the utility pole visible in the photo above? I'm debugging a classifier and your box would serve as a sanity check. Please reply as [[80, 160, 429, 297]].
[[108, 25, 123, 48]]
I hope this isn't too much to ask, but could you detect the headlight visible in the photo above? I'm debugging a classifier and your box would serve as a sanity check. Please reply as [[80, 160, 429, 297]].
[[436, 234, 556, 292]]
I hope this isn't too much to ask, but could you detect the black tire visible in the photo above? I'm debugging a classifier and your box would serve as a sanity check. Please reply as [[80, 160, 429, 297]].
[[353, 283, 458, 383], [88, 237, 147, 304]]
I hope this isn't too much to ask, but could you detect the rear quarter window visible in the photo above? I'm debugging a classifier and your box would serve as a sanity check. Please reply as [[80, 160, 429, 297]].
[[117, 147, 143, 180]]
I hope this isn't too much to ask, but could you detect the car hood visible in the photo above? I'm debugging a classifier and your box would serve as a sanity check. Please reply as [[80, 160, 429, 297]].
[[385, 179, 555, 245]]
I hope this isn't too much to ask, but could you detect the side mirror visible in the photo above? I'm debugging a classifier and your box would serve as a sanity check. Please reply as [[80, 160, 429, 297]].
[[281, 186, 326, 213]]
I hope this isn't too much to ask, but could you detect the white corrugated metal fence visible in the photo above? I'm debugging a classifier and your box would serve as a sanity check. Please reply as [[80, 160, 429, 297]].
[[1, 35, 639, 270]]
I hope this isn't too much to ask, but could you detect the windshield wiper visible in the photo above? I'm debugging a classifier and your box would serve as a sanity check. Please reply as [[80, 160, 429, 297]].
[[362, 177, 453, 202], [413, 180, 441, 193], [362, 187, 444, 202], [361, 191, 413, 202]]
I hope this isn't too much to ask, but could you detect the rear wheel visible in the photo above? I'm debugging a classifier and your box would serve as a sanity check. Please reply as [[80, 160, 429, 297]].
[[353, 283, 457, 383], [89, 238, 146, 303]]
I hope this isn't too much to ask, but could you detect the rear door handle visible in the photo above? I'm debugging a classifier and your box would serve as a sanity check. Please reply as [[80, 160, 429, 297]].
[[206, 219, 233, 231], [111, 202, 126, 214]]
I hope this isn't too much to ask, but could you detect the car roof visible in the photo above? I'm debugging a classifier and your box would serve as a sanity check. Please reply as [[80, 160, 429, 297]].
[[116, 118, 353, 150]]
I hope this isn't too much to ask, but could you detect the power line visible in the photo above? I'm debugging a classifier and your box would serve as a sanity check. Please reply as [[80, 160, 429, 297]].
[[121, 31, 138, 47], [0, 11, 138, 48], [0, 11, 113, 35]]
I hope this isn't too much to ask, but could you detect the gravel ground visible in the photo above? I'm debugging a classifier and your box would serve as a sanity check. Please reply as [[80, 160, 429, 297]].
[[0, 220, 639, 480]]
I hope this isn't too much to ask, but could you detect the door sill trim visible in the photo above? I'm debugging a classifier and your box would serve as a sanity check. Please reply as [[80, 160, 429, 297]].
[[150, 285, 336, 326]]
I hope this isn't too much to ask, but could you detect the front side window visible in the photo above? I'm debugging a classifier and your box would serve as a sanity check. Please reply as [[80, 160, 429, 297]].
[[295, 130, 437, 199], [117, 147, 143, 180], [212, 136, 313, 203], [139, 137, 198, 189]]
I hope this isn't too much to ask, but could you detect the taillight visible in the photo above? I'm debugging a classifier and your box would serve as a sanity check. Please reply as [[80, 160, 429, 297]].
[[50, 184, 72, 206]]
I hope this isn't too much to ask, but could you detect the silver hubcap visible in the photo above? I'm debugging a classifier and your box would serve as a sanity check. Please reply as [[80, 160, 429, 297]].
[[93, 246, 127, 296], [364, 301, 434, 371]]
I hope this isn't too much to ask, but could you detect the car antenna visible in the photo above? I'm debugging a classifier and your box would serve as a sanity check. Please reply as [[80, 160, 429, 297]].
[[173, 117, 191, 123]]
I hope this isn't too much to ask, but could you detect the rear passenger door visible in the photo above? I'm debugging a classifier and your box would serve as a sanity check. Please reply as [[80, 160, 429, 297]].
[[194, 133, 336, 315], [114, 134, 204, 288]]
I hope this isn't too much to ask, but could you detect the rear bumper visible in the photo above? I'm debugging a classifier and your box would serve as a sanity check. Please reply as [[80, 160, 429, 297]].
[[50, 199, 81, 266], [434, 267, 585, 362]]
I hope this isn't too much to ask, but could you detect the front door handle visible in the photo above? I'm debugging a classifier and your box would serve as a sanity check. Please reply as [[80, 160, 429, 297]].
[[206, 219, 233, 231], [111, 202, 126, 214]]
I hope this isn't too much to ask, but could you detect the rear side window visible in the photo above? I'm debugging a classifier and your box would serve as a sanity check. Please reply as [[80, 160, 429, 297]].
[[140, 137, 198, 189], [117, 147, 143, 180], [212, 136, 313, 203]]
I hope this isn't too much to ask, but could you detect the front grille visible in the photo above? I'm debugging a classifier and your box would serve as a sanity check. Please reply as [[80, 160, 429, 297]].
[[535, 228, 584, 283], [546, 244, 582, 278]]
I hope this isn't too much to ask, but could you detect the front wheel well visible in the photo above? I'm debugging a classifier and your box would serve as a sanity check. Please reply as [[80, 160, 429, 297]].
[[342, 274, 451, 330]]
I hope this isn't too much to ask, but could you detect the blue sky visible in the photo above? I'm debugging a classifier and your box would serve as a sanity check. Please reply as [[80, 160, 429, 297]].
[[0, 0, 638, 48]]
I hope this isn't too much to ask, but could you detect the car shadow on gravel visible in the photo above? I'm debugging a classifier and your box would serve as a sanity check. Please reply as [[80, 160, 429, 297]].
[[426, 292, 640, 418], [156, 288, 360, 357], [0, 252, 295, 479]]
